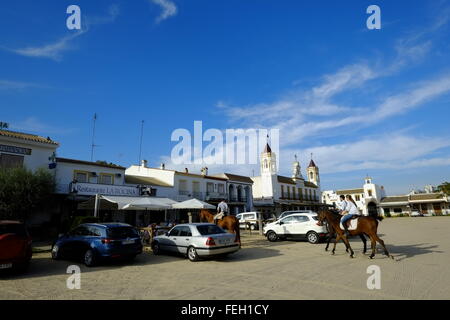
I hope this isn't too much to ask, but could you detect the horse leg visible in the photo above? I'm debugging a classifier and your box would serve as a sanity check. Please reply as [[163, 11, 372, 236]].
[[374, 235, 393, 259], [332, 233, 349, 255], [325, 232, 333, 251], [369, 236, 377, 259], [331, 234, 339, 255], [341, 235, 354, 258], [360, 234, 367, 254]]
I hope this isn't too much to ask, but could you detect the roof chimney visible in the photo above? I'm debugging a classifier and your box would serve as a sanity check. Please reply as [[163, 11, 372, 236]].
[[141, 160, 148, 168], [160, 163, 165, 170], [185, 168, 189, 173], [201, 167, 208, 176]]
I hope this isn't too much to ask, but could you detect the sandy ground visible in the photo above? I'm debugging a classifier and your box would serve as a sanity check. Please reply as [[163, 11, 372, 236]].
[[1, 217, 450, 300]]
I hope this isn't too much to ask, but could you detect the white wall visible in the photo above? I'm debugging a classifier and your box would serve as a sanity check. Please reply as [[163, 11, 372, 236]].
[[126, 165, 175, 186], [55, 161, 126, 194], [0, 136, 58, 172]]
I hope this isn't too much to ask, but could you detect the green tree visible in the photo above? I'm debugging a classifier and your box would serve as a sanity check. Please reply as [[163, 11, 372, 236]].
[[0, 167, 55, 221], [437, 182, 450, 195]]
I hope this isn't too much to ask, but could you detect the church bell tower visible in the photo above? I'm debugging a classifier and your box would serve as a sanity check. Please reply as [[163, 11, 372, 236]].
[[307, 154, 320, 187]]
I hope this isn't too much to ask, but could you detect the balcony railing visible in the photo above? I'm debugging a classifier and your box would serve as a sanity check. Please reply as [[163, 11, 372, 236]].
[[229, 196, 247, 202], [206, 192, 227, 200], [192, 191, 203, 199]]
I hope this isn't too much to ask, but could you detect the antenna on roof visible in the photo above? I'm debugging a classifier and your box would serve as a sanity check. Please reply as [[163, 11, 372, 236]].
[[138, 120, 145, 164], [90, 113, 99, 162]]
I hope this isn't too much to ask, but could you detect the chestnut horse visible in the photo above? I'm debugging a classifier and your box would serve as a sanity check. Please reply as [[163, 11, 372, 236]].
[[199, 210, 241, 245], [323, 210, 367, 254], [317, 209, 393, 259]]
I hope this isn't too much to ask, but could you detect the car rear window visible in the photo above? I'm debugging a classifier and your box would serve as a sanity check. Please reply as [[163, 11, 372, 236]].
[[196, 225, 226, 235], [107, 227, 139, 239], [0, 224, 27, 236], [311, 216, 318, 221]]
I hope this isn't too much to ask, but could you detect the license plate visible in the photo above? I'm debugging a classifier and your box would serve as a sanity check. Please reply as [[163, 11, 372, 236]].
[[0, 263, 13, 269], [218, 239, 230, 245], [122, 239, 135, 245]]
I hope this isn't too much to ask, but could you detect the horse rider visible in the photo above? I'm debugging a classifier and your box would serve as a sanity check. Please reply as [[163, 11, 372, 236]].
[[337, 194, 348, 214], [340, 195, 360, 236], [214, 200, 229, 224]]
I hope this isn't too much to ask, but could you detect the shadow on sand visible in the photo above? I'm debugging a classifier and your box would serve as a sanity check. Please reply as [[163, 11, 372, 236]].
[[0, 237, 294, 279]]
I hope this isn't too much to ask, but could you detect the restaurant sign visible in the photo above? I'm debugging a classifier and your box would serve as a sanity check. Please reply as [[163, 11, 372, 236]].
[[0, 144, 32, 155], [73, 183, 139, 196]]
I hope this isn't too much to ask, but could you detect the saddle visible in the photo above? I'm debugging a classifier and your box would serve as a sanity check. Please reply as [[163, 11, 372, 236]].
[[340, 216, 359, 231]]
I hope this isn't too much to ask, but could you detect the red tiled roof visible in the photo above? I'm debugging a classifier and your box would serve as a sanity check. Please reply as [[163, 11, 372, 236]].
[[0, 129, 59, 146]]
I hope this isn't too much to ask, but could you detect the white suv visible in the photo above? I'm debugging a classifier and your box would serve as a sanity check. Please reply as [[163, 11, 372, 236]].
[[263, 212, 328, 244], [236, 212, 262, 230]]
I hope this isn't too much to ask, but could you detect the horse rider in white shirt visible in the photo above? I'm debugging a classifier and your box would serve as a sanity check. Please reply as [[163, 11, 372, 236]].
[[337, 195, 348, 214], [340, 195, 360, 236], [214, 200, 229, 224]]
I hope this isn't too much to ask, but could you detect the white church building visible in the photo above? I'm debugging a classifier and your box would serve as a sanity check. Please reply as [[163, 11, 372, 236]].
[[251, 142, 322, 219], [322, 177, 386, 217]]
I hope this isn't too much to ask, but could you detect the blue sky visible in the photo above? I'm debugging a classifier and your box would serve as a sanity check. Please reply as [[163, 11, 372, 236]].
[[1, 0, 450, 195]]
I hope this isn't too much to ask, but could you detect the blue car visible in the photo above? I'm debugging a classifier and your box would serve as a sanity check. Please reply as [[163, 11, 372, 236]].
[[51, 223, 143, 267]]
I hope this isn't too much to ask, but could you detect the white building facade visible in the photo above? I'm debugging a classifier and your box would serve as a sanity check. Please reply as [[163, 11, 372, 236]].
[[126, 161, 228, 204], [251, 143, 322, 218], [322, 177, 386, 217], [379, 190, 449, 216], [211, 173, 254, 214], [0, 129, 59, 171]]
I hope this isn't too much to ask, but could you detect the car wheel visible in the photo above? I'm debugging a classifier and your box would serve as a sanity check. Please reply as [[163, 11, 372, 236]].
[[266, 231, 279, 242], [250, 224, 256, 231], [187, 246, 199, 262], [51, 244, 60, 260], [152, 242, 161, 255], [307, 231, 319, 244], [84, 249, 97, 267]]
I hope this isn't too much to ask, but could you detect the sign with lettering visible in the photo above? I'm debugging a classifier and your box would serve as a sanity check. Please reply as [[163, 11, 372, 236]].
[[0, 144, 32, 155], [74, 182, 139, 196]]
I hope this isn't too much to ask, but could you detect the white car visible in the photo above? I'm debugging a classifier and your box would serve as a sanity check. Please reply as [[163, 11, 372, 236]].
[[151, 223, 240, 262], [410, 210, 423, 217], [263, 212, 328, 244], [236, 212, 263, 230]]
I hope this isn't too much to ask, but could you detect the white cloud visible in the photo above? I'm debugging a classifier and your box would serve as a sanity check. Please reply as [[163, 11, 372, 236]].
[[9, 117, 76, 135], [8, 4, 119, 61], [156, 5, 450, 178], [284, 134, 450, 174], [11, 31, 85, 61], [150, 0, 177, 23], [0, 80, 43, 90]]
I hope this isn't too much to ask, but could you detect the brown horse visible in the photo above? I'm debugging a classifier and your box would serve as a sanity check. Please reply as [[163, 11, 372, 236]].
[[317, 209, 393, 259], [324, 218, 368, 255], [322, 209, 367, 254], [199, 209, 241, 245]]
